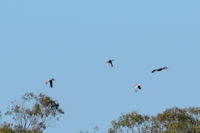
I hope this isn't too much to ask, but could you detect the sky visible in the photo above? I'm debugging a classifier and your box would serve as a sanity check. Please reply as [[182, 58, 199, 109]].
[[0, 0, 200, 133]]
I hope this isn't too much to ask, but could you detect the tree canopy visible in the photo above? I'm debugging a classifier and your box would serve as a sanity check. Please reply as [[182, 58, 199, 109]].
[[108, 107, 200, 133], [0, 92, 64, 133], [1, 92, 200, 133]]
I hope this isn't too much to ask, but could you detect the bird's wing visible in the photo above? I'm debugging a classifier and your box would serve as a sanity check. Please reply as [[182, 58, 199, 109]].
[[163, 67, 168, 70], [152, 69, 157, 73], [110, 62, 113, 67], [138, 86, 141, 89], [134, 89, 138, 92], [50, 81, 53, 88]]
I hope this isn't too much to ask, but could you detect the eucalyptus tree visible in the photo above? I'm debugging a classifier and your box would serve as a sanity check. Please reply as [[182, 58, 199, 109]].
[[4, 92, 64, 133], [108, 107, 200, 133], [108, 111, 152, 133]]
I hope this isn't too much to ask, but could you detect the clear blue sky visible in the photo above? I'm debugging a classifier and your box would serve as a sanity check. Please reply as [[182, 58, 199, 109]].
[[0, 0, 200, 133]]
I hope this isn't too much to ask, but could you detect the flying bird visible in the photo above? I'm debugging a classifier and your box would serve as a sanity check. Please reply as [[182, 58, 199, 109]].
[[152, 67, 168, 73], [134, 84, 141, 92], [46, 78, 55, 88], [107, 59, 114, 67]]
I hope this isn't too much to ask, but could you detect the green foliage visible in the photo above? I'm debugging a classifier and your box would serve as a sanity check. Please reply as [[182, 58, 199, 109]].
[[108, 107, 200, 133], [108, 111, 152, 133], [156, 107, 196, 133], [0, 123, 14, 133], [4, 92, 64, 133]]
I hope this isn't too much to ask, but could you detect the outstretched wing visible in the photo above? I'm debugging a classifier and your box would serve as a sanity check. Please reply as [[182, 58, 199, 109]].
[[162, 67, 168, 70], [107, 60, 114, 67], [110, 62, 113, 67], [50, 80, 53, 88], [152, 69, 157, 73], [138, 85, 141, 89]]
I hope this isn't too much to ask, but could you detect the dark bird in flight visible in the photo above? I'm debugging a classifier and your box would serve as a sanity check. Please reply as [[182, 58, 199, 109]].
[[107, 59, 114, 67], [134, 84, 141, 92], [46, 78, 55, 88], [152, 67, 168, 73]]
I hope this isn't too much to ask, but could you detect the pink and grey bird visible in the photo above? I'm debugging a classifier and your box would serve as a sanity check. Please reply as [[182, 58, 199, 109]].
[[46, 78, 55, 88], [107, 59, 114, 67], [152, 67, 168, 73], [134, 84, 142, 92]]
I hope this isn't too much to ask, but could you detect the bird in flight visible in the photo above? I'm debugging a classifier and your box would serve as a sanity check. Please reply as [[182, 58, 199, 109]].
[[107, 59, 114, 67], [134, 84, 142, 92], [152, 67, 168, 73], [46, 78, 55, 88]]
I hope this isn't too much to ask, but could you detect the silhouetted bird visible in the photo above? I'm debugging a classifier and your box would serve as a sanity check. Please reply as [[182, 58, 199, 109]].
[[134, 84, 141, 92], [152, 67, 168, 73], [107, 59, 114, 67], [46, 78, 55, 88]]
